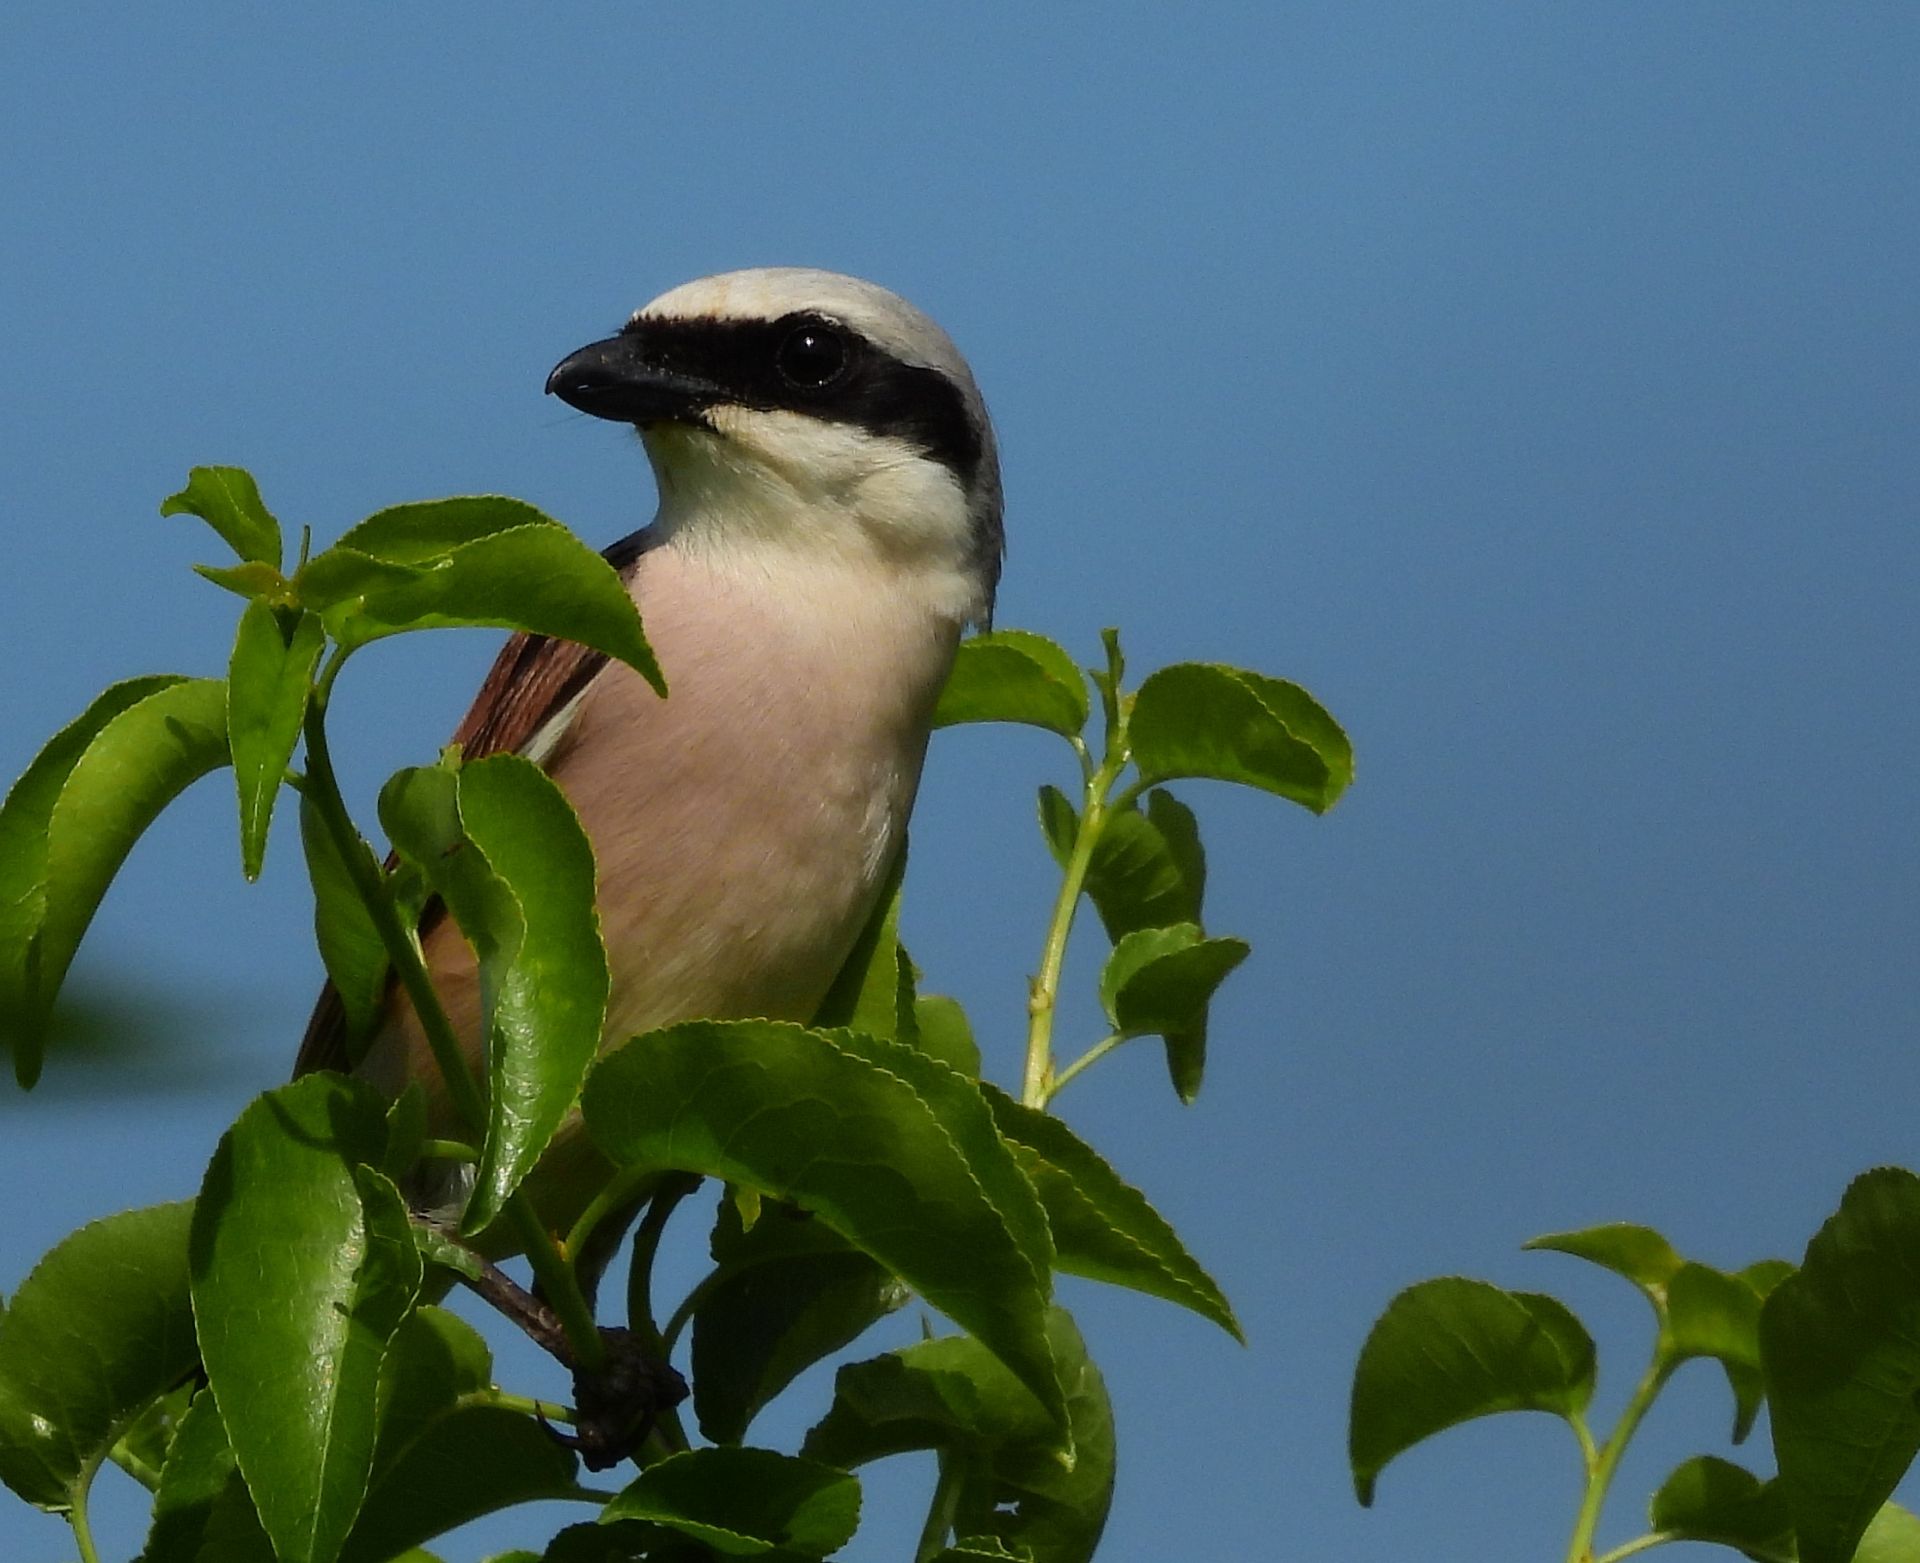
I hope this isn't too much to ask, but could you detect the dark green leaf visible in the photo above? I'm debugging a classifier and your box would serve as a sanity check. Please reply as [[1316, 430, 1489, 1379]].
[[693, 1198, 907, 1446], [805, 1309, 1113, 1563], [1129, 662, 1351, 813], [982, 1085, 1240, 1340], [342, 1407, 583, 1563], [380, 755, 610, 1233], [139, 1389, 238, 1563], [1098, 924, 1248, 1039], [0, 676, 229, 1085], [913, 994, 981, 1077], [191, 1074, 422, 1563], [810, 848, 906, 1042], [1349, 1277, 1595, 1505], [583, 1020, 1063, 1426], [934, 631, 1090, 738], [300, 500, 661, 691], [0, 1202, 196, 1510], [1036, 786, 1077, 866], [1079, 802, 1202, 943], [1762, 1167, 1920, 1563], [299, 795, 391, 1055], [332, 1311, 575, 1559], [228, 603, 324, 880], [160, 466, 283, 569], [1524, 1223, 1685, 1292], [928, 1544, 1033, 1563], [1648, 1456, 1791, 1554], [602, 1446, 860, 1557]]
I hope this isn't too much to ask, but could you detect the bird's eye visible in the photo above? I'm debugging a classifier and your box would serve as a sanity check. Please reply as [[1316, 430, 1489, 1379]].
[[775, 323, 849, 389]]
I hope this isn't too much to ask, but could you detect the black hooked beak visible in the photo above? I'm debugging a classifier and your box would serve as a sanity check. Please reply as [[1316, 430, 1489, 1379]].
[[545, 334, 719, 426]]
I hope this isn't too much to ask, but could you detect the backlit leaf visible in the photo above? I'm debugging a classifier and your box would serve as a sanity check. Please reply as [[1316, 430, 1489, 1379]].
[[1523, 1223, 1684, 1292], [160, 466, 283, 569], [1647, 1456, 1791, 1555]]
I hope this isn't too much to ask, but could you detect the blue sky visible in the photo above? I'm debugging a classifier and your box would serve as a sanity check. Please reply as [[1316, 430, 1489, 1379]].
[[3, 6, 1916, 1559]]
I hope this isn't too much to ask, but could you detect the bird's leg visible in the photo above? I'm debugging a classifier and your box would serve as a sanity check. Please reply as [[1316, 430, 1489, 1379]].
[[458, 1254, 690, 1470]]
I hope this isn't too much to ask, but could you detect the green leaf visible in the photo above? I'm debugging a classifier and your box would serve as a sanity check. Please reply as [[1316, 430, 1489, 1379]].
[[380, 755, 609, 1232], [583, 1020, 1063, 1427], [1349, 1276, 1596, 1505], [299, 795, 392, 1055], [298, 497, 662, 691], [805, 1309, 1113, 1563], [1036, 786, 1077, 866], [1860, 1504, 1920, 1563], [0, 676, 229, 1086], [929, 1544, 1034, 1563], [913, 993, 982, 1077], [1129, 662, 1351, 813], [0, 1202, 197, 1510], [1665, 1261, 1767, 1443], [981, 1084, 1240, 1340], [1762, 1167, 1920, 1563], [191, 1074, 423, 1563], [693, 1199, 907, 1446], [196, 560, 292, 602], [811, 848, 907, 1042], [1098, 923, 1248, 1038], [1095, 922, 1247, 1100], [1079, 796, 1203, 943], [1648, 1456, 1791, 1555], [602, 1446, 861, 1558], [228, 603, 324, 880], [139, 1389, 239, 1563], [935, 631, 1090, 738], [160, 466, 283, 569], [1524, 1223, 1685, 1292], [310, 1311, 574, 1560]]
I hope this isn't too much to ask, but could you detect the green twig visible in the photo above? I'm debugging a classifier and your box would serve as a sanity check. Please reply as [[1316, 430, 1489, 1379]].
[[66, 1459, 103, 1563], [914, 1451, 967, 1562], [1046, 1031, 1127, 1102], [1592, 1535, 1678, 1563], [1564, 1363, 1672, 1563], [625, 1175, 701, 1453]]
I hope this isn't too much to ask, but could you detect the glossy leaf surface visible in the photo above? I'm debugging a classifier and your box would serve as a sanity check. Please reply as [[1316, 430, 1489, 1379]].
[[0, 1202, 197, 1510], [583, 1020, 1063, 1426], [190, 1075, 422, 1563]]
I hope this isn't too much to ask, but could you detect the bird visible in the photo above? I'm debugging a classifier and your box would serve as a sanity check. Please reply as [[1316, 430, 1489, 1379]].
[[294, 267, 1003, 1229]]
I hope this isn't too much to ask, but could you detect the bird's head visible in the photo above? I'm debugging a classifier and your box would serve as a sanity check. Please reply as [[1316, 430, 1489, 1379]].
[[547, 268, 1002, 627]]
